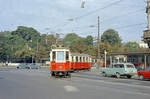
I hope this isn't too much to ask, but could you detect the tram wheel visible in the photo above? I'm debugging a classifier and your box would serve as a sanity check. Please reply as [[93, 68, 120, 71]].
[[51, 72, 55, 77]]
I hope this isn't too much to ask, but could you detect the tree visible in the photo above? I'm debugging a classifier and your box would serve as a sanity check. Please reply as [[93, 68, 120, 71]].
[[11, 26, 40, 41], [0, 31, 11, 44], [70, 41, 89, 54], [101, 29, 122, 46], [36, 45, 48, 59], [124, 42, 139, 51], [84, 35, 93, 45], [63, 33, 81, 46], [15, 47, 35, 58], [0, 42, 2, 60]]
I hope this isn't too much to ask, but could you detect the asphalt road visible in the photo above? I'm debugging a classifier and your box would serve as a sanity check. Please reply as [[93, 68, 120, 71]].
[[0, 68, 150, 99]]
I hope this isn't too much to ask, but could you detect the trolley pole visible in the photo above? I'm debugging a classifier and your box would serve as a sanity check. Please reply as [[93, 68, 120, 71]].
[[97, 16, 100, 68]]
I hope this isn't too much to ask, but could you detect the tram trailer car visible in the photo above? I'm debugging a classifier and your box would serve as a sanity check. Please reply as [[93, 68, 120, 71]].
[[50, 47, 92, 77], [50, 48, 71, 77], [71, 53, 92, 71]]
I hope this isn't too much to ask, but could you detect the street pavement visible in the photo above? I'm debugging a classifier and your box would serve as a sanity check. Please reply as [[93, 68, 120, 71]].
[[0, 68, 150, 99]]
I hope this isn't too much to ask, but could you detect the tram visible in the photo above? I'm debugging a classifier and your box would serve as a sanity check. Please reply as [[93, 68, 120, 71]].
[[50, 47, 71, 77], [50, 46, 92, 77]]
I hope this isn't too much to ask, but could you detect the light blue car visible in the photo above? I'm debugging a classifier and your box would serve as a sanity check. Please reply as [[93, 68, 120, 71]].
[[17, 64, 40, 69], [101, 63, 137, 78]]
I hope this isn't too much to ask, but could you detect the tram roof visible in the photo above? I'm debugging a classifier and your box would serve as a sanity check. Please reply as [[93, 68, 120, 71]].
[[51, 48, 70, 51]]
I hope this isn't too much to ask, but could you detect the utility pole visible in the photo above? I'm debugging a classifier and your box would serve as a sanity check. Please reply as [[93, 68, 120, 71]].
[[56, 33, 60, 45], [104, 50, 107, 68], [97, 16, 100, 67], [46, 33, 48, 45], [36, 39, 39, 63]]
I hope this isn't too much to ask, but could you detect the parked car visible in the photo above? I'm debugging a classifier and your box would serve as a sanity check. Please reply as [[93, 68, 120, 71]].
[[17, 64, 40, 69], [101, 63, 137, 78], [28, 64, 40, 69], [17, 64, 29, 69], [138, 67, 150, 80]]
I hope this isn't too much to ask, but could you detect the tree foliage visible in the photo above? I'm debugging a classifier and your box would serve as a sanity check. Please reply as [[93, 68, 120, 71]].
[[123, 42, 139, 51], [101, 29, 122, 46], [1, 25, 147, 63], [63, 33, 81, 46], [11, 26, 40, 41]]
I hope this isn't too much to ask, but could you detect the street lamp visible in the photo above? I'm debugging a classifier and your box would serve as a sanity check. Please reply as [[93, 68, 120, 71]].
[[104, 50, 107, 68], [81, 0, 85, 8]]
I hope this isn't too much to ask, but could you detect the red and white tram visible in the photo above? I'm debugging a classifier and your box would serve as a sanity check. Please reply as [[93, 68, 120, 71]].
[[71, 53, 92, 71], [50, 47, 92, 77], [50, 47, 71, 77]]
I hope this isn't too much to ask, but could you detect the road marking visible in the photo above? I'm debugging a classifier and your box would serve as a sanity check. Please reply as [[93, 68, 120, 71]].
[[64, 85, 79, 92]]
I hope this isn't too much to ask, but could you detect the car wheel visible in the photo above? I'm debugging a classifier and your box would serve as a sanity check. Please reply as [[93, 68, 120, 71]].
[[127, 75, 132, 79], [102, 72, 107, 77], [139, 74, 144, 80], [116, 73, 120, 78]]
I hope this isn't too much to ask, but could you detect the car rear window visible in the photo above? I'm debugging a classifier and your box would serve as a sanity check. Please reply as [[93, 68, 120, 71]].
[[113, 64, 124, 68], [126, 65, 134, 68]]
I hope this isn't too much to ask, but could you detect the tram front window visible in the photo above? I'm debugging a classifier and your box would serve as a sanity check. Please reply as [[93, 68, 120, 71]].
[[57, 51, 65, 62], [52, 51, 56, 61]]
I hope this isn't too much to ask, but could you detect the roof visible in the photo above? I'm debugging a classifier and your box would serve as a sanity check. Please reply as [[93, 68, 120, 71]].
[[112, 62, 133, 65], [71, 53, 90, 57], [110, 51, 150, 56]]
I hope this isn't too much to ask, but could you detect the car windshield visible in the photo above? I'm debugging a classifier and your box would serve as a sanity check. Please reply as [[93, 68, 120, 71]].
[[126, 65, 134, 68]]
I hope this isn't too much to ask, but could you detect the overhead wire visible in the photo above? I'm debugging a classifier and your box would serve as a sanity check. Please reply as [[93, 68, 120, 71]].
[[74, 0, 125, 20], [65, 8, 145, 31], [48, 0, 146, 38], [51, 0, 125, 33], [76, 22, 147, 36]]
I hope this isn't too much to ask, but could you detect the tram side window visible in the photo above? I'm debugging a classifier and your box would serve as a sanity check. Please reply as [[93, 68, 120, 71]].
[[86, 57, 88, 62], [76, 56, 78, 62], [82, 57, 84, 62], [80, 57, 82, 62], [52, 51, 56, 61], [66, 51, 69, 61], [72, 57, 74, 62]]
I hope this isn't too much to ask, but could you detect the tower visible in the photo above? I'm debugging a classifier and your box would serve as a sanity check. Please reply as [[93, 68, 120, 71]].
[[146, 0, 150, 29], [143, 0, 150, 48]]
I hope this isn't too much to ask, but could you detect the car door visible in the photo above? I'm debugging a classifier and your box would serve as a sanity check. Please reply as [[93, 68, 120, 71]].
[[148, 68, 150, 78], [113, 64, 119, 75], [118, 64, 125, 74], [145, 67, 150, 78]]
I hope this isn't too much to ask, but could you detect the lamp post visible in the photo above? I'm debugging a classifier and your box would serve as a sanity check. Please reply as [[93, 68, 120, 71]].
[[104, 50, 107, 68], [81, 0, 85, 8]]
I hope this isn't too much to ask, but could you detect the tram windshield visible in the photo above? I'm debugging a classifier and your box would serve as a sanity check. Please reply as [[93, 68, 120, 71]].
[[57, 51, 65, 62]]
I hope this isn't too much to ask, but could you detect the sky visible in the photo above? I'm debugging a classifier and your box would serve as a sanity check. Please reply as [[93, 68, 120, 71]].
[[0, 0, 148, 42]]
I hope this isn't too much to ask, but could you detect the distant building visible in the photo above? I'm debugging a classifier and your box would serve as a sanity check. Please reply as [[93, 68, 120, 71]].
[[135, 41, 148, 48]]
